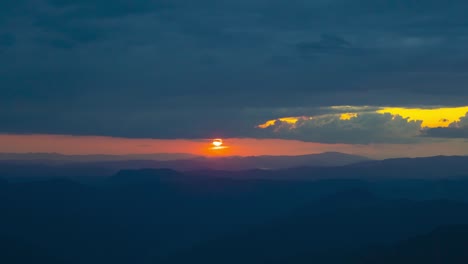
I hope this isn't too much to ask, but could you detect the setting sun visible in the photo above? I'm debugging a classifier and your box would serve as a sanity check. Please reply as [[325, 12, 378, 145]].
[[207, 138, 229, 154], [212, 139, 223, 147]]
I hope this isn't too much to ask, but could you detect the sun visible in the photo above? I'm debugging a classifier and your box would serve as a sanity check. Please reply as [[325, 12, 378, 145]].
[[212, 138, 223, 147], [206, 138, 229, 155]]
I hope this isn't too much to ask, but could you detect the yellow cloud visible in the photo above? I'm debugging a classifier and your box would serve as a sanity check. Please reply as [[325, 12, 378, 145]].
[[256, 106, 468, 130], [376, 106, 468, 128], [257, 117, 302, 129], [257, 113, 358, 129], [340, 113, 358, 120]]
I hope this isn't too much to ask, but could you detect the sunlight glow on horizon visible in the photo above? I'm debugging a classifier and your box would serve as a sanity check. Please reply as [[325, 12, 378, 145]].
[[2, 134, 468, 159]]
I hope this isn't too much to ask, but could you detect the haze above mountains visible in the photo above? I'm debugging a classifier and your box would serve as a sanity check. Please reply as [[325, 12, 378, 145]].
[[0, 152, 201, 162]]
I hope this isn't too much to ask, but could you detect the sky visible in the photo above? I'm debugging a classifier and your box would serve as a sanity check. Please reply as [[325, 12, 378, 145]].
[[2, 0, 468, 158]]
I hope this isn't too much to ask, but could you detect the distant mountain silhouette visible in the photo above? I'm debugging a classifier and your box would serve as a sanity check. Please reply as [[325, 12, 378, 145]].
[[193, 152, 369, 170], [3, 155, 468, 184], [180, 155, 468, 182], [0, 152, 369, 177], [346, 155, 468, 178]]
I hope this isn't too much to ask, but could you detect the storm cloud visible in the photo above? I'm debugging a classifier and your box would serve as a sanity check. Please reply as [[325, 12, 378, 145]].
[[2, 0, 468, 141]]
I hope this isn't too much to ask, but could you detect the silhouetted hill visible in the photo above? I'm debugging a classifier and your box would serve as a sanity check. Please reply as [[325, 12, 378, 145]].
[[110, 168, 185, 184], [359, 225, 468, 264], [167, 198, 468, 264], [0, 177, 7, 187], [2, 175, 371, 263], [0, 235, 65, 264], [316, 188, 378, 209]]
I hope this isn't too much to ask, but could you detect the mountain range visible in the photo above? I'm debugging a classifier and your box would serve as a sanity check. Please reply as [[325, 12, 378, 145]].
[[0, 152, 368, 180], [2, 154, 468, 263]]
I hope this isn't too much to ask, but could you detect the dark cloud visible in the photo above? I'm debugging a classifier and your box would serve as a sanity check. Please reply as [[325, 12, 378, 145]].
[[0, 33, 15, 47], [296, 34, 353, 55], [424, 127, 468, 138], [2, 0, 468, 140], [44, 0, 165, 19], [424, 114, 468, 138]]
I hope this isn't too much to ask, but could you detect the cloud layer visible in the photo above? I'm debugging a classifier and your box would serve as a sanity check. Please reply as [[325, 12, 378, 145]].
[[2, 0, 468, 141]]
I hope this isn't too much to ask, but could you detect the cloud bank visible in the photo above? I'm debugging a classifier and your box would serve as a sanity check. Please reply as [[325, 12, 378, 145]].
[[2, 0, 468, 143]]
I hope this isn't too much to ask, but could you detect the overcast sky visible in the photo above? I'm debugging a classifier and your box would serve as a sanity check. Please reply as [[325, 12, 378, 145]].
[[2, 0, 468, 155]]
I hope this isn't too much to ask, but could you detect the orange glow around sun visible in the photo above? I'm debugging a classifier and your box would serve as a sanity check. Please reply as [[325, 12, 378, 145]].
[[207, 138, 229, 155]]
